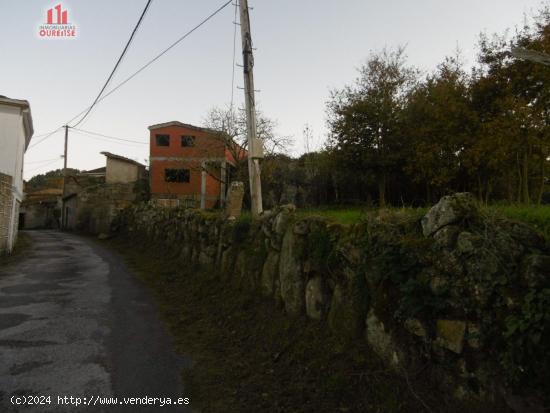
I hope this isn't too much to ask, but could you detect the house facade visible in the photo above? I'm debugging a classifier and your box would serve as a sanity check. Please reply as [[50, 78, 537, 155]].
[[148, 121, 236, 209], [0, 96, 33, 253]]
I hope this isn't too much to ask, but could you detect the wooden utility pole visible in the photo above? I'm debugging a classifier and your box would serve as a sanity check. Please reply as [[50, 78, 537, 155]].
[[511, 47, 550, 66], [61, 125, 69, 228], [239, 0, 263, 216]]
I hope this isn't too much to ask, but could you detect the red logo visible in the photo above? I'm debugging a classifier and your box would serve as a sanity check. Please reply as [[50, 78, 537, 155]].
[[46, 4, 68, 24], [38, 3, 77, 38]]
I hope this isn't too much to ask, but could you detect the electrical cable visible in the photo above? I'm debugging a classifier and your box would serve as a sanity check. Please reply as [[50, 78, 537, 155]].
[[32, 129, 61, 139], [71, 0, 153, 127], [28, 127, 63, 149], [30, 0, 233, 149], [25, 158, 62, 173], [230, 1, 239, 111], [25, 157, 63, 164], [65, 0, 233, 127], [71, 127, 148, 144]]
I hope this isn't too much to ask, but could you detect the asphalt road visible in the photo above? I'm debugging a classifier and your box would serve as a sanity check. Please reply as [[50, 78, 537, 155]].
[[0, 231, 190, 413]]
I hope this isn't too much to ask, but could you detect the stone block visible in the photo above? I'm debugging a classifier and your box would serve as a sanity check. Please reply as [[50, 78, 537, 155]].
[[421, 193, 477, 237], [522, 254, 550, 288], [279, 228, 305, 316], [404, 318, 427, 338], [366, 310, 402, 367], [293, 220, 308, 235], [433, 225, 460, 248], [466, 323, 481, 349], [328, 283, 365, 340], [305, 277, 328, 320], [456, 231, 476, 255], [225, 181, 244, 219], [261, 251, 280, 297], [436, 319, 466, 354]]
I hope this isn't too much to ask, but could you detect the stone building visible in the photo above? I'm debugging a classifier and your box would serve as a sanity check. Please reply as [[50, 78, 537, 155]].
[[63, 152, 147, 233], [0, 95, 33, 253], [101, 152, 146, 184], [63, 183, 143, 233], [19, 188, 62, 229]]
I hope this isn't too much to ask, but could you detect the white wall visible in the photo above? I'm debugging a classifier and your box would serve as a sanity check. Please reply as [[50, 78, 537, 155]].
[[0, 104, 27, 251], [0, 104, 25, 199]]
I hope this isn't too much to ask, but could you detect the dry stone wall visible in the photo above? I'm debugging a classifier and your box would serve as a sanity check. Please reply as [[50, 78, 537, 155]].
[[73, 181, 148, 234], [116, 193, 550, 411]]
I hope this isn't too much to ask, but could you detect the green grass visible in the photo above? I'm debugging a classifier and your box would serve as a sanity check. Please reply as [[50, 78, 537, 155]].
[[296, 204, 550, 241], [296, 207, 365, 225], [489, 205, 550, 240], [296, 206, 428, 226]]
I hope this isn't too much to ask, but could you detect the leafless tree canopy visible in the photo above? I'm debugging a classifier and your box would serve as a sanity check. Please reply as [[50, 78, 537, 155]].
[[203, 105, 293, 161]]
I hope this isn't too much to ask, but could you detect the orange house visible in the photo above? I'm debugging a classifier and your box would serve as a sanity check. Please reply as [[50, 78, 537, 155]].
[[148, 121, 239, 209]]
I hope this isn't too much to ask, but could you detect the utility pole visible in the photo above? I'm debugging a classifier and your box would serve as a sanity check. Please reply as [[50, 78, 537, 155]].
[[239, 0, 263, 217], [61, 125, 69, 229], [511, 47, 550, 66]]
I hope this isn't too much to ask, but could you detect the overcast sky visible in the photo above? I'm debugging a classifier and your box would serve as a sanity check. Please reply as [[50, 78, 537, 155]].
[[0, 0, 546, 179]]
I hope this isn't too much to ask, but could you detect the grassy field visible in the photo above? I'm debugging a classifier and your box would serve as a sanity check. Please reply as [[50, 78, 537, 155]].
[[488, 205, 550, 240], [296, 207, 367, 225], [297, 206, 430, 226], [297, 204, 550, 239]]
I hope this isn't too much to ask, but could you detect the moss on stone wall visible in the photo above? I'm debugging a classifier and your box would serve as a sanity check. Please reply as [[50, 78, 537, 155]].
[[116, 194, 550, 412]]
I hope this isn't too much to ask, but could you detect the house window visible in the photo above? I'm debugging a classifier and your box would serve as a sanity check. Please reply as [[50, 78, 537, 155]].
[[156, 134, 170, 146], [165, 168, 190, 183], [181, 135, 196, 147]]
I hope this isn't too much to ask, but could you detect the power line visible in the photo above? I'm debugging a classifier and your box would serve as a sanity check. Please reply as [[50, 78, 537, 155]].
[[511, 47, 550, 66], [64, 0, 233, 127], [71, 127, 148, 145], [28, 127, 63, 149], [72, 133, 145, 147], [33, 129, 61, 139], [25, 157, 63, 165], [71, 0, 153, 127], [30, 0, 233, 149], [230, 1, 239, 110], [25, 158, 62, 173]]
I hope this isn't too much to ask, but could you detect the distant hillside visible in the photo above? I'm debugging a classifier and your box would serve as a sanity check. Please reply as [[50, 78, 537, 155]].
[[25, 168, 80, 192]]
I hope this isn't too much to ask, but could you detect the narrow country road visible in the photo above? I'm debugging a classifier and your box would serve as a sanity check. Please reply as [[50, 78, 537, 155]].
[[0, 231, 190, 412]]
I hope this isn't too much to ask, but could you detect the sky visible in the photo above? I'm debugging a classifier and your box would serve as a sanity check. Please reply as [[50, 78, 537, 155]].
[[0, 0, 547, 180]]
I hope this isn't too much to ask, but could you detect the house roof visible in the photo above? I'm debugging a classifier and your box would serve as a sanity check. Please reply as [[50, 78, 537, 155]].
[[81, 166, 106, 175], [27, 188, 63, 196], [0, 95, 34, 150], [148, 121, 217, 134], [21, 195, 61, 206], [101, 152, 145, 168], [23, 187, 62, 205], [62, 193, 78, 201]]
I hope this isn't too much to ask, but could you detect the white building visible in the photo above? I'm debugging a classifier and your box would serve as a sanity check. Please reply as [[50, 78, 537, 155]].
[[0, 96, 34, 253]]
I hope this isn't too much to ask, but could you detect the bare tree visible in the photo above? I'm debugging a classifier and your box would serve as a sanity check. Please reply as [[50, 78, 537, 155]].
[[202, 104, 293, 183], [204, 105, 292, 157]]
